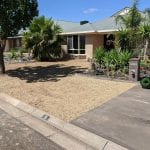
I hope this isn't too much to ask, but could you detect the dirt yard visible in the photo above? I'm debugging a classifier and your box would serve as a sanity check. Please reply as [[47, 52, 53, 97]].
[[0, 60, 135, 121]]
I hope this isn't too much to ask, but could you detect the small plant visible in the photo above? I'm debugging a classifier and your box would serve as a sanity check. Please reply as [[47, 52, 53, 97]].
[[140, 77, 150, 89], [140, 58, 150, 77], [18, 48, 26, 59], [141, 59, 150, 69], [94, 48, 132, 78], [95, 47, 105, 68], [10, 48, 18, 59]]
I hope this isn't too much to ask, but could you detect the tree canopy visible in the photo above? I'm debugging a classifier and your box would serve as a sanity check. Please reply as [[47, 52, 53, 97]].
[[115, 0, 142, 51], [115, 0, 150, 59], [0, 0, 38, 39], [23, 16, 63, 61], [116, 0, 142, 29], [0, 0, 38, 74]]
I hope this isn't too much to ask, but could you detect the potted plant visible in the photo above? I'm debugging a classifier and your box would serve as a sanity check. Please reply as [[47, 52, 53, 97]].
[[140, 76, 150, 89]]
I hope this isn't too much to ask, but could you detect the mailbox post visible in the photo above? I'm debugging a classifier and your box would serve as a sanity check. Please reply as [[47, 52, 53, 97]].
[[129, 58, 140, 81]]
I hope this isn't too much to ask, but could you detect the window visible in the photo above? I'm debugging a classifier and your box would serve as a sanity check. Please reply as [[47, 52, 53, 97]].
[[79, 36, 85, 54], [68, 36, 73, 54], [68, 36, 73, 49], [73, 35, 78, 49], [73, 35, 78, 54], [62, 36, 67, 45], [13, 38, 21, 48], [67, 35, 85, 54]]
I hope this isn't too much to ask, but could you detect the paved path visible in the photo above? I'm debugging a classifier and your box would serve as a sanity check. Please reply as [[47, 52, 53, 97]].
[[0, 108, 64, 150], [72, 86, 150, 150]]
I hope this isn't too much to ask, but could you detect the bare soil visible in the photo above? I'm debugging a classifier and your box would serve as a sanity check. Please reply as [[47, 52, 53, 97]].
[[0, 59, 135, 121]]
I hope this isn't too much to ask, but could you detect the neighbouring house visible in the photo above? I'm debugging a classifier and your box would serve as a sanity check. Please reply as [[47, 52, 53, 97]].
[[5, 36, 22, 51], [5, 7, 149, 59], [4, 29, 24, 51]]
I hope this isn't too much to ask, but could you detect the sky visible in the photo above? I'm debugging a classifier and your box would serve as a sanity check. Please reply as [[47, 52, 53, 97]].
[[38, 0, 150, 22]]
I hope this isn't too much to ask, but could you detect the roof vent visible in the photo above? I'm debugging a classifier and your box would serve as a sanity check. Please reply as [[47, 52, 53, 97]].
[[80, 21, 89, 25]]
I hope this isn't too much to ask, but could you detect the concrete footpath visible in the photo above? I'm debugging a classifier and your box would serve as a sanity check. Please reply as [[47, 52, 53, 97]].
[[0, 93, 127, 150], [72, 86, 150, 150]]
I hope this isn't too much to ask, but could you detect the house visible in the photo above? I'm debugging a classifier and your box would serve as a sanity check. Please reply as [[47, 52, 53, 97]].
[[5, 7, 149, 59], [57, 17, 119, 60], [5, 36, 22, 51], [56, 7, 149, 60], [4, 29, 24, 51]]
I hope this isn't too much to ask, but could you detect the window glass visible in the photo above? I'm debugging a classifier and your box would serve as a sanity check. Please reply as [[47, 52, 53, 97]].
[[68, 50, 73, 54], [80, 36, 85, 49], [68, 36, 73, 49], [73, 35, 78, 49], [13, 39, 17, 47], [80, 50, 85, 54], [62, 36, 67, 45], [67, 35, 85, 54], [74, 50, 78, 54]]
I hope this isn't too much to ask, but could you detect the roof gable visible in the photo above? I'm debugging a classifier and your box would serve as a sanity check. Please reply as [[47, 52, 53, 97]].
[[111, 7, 130, 17]]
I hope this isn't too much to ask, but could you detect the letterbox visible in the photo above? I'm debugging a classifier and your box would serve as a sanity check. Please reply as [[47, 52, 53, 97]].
[[129, 58, 140, 81]]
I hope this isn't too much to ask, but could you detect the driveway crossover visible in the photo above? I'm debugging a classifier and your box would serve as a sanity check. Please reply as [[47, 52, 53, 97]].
[[72, 86, 150, 150]]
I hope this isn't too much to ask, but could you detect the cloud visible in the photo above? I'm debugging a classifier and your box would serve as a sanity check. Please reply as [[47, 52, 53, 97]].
[[83, 8, 99, 14]]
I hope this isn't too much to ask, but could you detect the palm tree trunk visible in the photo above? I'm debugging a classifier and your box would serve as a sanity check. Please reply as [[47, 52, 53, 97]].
[[144, 39, 149, 60], [0, 40, 6, 74]]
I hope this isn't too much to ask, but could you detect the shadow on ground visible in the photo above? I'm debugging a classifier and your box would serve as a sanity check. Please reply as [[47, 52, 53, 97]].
[[6, 64, 87, 83]]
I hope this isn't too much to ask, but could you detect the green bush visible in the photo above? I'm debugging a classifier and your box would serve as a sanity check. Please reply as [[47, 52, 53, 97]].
[[140, 77, 150, 89], [141, 59, 150, 69], [95, 47, 105, 67], [9, 47, 28, 59], [119, 51, 132, 67], [10, 48, 18, 59], [95, 48, 132, 77]]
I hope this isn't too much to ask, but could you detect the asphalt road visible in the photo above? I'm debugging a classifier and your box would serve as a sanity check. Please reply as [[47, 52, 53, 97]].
[[0, 108, 64, 150], [72, 86, 150, 150]]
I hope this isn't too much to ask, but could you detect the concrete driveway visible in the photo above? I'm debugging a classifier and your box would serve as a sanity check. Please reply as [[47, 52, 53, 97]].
[[72, 86, 150, 150]]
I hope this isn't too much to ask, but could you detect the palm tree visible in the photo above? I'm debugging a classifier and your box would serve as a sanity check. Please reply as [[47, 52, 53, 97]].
[[138, 8, 150, 60], [23, 16, 62, 61], [116, 0, 142, 29], [116, 0, 142, 51], [144, 8, 150, 22], [117, 28, 130, 50], [139, 24, 150, 60]]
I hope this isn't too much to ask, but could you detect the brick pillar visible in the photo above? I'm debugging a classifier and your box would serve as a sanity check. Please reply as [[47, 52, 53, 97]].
[[129, 58, 140, 81]]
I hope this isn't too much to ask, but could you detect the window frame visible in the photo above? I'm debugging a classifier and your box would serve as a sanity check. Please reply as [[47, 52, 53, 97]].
[[67, 35, 85, 55]]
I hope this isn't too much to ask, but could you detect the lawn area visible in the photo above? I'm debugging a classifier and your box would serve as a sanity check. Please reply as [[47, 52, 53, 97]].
[[0, 59, 135, 121]]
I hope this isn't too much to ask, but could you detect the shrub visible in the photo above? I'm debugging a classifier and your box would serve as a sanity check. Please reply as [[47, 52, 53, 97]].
[[23, 16, 63, 61], [95, 47, 105, 67], [119, 51, 132, 67], [140, 77, 150, 89], [141, 59, 150, 69], [95, 48, 132, 77], [10, 48, 18, 59]]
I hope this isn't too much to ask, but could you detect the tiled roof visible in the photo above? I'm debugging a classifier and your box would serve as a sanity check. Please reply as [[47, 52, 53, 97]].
[[17, 8, 148, 36], [57, 17, 121, 34], [59, 23, 95, 34], [92, 17, 120, 31], [56, 20, 80, 33], [57, 7, 147, 35]]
